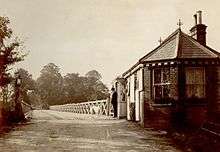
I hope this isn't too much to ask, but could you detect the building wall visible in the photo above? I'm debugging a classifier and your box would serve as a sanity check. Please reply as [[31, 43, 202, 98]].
[[138, 68, 145, 125], [125, 64, 218, 129], [215, 66, 220, 115], [126, 77, 131, 120], [143, 66, 179, 129], [206, 65, 220, 123], [142, 65, 219, 129], [124, 68, 144, 123], [114, 79, 127, 119]]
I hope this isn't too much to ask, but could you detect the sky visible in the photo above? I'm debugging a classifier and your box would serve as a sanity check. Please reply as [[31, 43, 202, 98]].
[[1, 0, 220, 87]]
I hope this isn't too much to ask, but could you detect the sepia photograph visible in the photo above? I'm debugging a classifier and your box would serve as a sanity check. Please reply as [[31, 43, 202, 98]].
[[0, 0, 220, 151]]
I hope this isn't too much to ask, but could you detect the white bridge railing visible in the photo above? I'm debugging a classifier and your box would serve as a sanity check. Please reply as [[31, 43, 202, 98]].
[[50, 99, 113, 116]]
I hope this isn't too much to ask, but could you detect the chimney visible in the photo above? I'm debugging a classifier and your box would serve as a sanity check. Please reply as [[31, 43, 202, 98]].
[[190, 10, 207, 46]]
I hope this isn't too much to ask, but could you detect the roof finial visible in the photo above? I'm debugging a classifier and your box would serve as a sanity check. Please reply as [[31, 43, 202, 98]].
[[177, 19, 183, 29], [158, 37, 163, 44]]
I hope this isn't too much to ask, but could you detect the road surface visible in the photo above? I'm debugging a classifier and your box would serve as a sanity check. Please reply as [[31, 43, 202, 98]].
[[0, 110, 182, 152]]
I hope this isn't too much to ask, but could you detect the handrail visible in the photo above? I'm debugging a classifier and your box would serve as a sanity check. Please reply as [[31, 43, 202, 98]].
[[21, 101, 32, 108], [50, 99, 113, 116], [21, 101, 33, 115]]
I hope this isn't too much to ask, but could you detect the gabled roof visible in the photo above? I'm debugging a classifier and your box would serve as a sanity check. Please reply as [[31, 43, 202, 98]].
[[122, 29, 220, 77], [140, 29, 219, 62]]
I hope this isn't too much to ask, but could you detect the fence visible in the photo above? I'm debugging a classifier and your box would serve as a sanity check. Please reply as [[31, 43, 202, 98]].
[[21, 101, 33, 118], [50, 99, 113, 116]]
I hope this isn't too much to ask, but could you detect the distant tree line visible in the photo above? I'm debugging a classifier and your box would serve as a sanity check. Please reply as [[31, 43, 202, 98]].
[[16, 63, 109, 108], [0, 16, 109, 109]]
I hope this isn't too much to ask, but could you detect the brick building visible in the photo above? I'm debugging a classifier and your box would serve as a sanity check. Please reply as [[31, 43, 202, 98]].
[[115, 11, 220, 129]]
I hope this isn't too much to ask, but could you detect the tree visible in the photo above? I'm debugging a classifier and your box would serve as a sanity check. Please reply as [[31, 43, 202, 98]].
[[0, 16, 26, 123], [0, 16, 25, 87], [85, 70, 102, 81], [15, 68, 36, 104], [36, 63, 63, 106], [62, 70, 109, 104], [63, 73, 86, 103], [85, 70, 108, 101]]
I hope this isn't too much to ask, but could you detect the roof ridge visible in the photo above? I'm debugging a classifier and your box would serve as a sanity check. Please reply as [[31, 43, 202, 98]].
[[174, 29, 181, 59]]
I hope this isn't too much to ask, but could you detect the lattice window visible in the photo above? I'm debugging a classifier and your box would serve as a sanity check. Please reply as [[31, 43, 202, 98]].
[[153, 68, 171, 104]]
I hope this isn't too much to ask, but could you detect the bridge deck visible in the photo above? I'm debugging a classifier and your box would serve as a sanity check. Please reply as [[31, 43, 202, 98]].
[[0, 110, 181, 152]]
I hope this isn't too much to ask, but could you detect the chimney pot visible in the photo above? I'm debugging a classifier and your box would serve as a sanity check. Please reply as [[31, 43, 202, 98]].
[[194, 14, 197, 25], [197, 10, 202, 24]]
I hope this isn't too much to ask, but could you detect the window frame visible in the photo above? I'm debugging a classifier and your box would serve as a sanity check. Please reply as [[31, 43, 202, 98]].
[[134, 72, 138, 101], [152, 68, 171, 104], [185, 67, 206, 99]]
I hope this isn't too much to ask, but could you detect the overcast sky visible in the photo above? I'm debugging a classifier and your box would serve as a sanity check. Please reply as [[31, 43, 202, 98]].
[[1, 0, 220, 86]]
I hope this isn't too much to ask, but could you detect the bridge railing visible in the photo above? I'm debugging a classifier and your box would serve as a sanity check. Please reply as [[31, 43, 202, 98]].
[[21, 101, 33, 118], [50, 99, 113, 116]]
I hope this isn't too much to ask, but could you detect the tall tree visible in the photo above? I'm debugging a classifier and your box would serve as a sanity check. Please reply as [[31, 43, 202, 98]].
[[63, 73, 86, 103], [0, 16, 26, 123], [62, 70, 108, 104], [36, 63, 63, 105], [0, 16, 25, 87], [85, 70, 108, 101]]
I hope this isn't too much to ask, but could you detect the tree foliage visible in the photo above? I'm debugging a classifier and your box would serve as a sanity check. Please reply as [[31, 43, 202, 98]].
[[15, 68, 36, 104], [85, 70, 102, 81], [0, 16, 25, 86], [62, 70, 108, 104], [36, 63, 63, 106], [34, 63, 109, 106], [63, 73, 87, 103]]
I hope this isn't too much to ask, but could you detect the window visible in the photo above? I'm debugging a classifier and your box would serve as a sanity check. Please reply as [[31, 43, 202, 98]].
[[134, 72, 138, 100], [153, 68, 171, 103], [134, 72, 139, 90], [127, 81, 130, 96], [185, 67, 205, 98]]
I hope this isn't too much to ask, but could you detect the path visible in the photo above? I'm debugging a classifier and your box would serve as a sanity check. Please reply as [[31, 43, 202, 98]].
[[0, 110, 182, 152]]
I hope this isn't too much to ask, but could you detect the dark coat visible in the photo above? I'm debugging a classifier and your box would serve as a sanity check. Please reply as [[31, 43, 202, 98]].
[[111, 91, 117, 105]]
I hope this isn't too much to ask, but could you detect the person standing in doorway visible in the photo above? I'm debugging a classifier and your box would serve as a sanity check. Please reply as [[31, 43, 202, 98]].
[[111, 87, 117, 118]]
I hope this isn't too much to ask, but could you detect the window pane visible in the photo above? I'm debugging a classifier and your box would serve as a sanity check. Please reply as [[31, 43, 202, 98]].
[[186, 68, 195, 84], [163, 85, 170, 98], [134, 73, 139, 90], [163, 68, 170, 83], [186, 85, 195, 97], [154, 86, 162, 100], [154, 69, 161, 84], [186, 67, 205, 98], [195, 68, 204, 84], [195, 84, 205, 97]]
